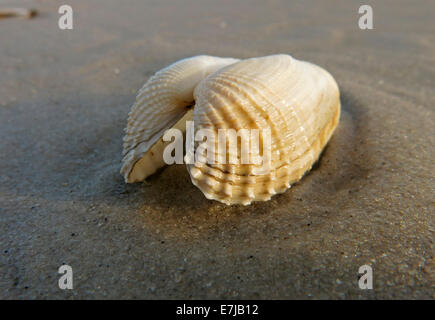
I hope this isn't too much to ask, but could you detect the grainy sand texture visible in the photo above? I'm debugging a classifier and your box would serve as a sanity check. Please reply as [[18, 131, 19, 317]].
[[0, 0, 434, 299]]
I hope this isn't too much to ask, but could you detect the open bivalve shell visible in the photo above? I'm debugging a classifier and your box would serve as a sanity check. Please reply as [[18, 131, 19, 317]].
[[121, 54, 340, 205]]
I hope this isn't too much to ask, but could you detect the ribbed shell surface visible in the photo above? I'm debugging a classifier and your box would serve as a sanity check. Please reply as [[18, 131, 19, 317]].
[[121, 55, 239, 182], [187, 55, 340, 205]]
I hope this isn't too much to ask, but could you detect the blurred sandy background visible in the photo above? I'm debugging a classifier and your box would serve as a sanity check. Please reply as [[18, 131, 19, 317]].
[[0, 0, 433, 299]]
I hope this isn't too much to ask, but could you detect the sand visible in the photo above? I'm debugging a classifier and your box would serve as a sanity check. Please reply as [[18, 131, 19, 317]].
[[0, 0, 433, 299]]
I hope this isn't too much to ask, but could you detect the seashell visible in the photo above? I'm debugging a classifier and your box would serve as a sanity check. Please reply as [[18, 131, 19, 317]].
[[121, 54, 340, 205], [121, 55, 240, 182]]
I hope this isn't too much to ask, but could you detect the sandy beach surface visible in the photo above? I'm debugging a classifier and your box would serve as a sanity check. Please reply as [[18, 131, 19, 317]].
[[0, 0, 433, 299]]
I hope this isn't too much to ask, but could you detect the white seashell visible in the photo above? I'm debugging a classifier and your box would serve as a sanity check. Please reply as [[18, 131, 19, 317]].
[[121, 55, 239, 182], [121, 54, 340, 205]]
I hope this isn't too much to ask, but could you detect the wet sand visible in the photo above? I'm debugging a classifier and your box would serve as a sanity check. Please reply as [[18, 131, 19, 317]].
[[0, 0, 434, 299]]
